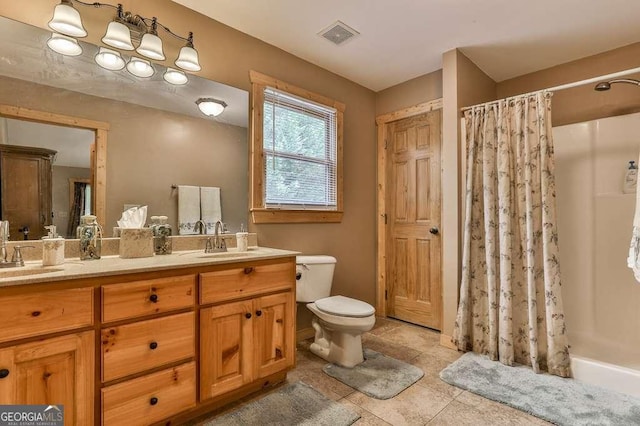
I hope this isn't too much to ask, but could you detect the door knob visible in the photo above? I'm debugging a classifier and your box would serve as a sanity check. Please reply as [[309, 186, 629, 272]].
[[429, 227, 439, 235]]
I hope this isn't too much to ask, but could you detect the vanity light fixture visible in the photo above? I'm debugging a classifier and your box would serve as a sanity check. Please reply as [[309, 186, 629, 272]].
[[47, 0, 201, 72], [163, 68, 188, 85], [126, 57, 154, 78], [196, 98, 227, 117], [46, 33, 82, 56], [95, 47, 125, 71]]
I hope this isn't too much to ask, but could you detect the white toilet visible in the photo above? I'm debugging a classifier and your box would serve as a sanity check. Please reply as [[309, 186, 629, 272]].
[[296, 255, 375, 368]]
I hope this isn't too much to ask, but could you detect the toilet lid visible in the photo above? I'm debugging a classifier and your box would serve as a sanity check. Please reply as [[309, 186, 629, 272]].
[[315, 295, 375, 318]]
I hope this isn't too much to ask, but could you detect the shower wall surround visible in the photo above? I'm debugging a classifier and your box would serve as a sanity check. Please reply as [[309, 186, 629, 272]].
[[554, 112, 640, 371]]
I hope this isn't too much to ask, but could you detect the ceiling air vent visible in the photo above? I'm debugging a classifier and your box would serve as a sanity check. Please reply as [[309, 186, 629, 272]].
[[318, 20, 359, 46]]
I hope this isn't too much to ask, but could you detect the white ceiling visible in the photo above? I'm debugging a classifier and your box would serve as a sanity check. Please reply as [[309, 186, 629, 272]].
[[173, 0, 640, 91]]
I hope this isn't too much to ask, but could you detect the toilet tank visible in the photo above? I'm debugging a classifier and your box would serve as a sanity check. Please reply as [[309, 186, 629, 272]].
[[295, 255, 336, 303]]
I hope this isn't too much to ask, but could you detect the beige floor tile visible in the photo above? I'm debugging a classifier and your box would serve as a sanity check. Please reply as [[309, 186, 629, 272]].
[[429, 399, 546, 425], [346, 384, 453, 426], [369, 317, 405, 336], [454, 391, 551, 425], [411, 353, 464, 398], [339, 398, 394, 426], [420, 344, 462, 363], [362, 333, 422, 363], [373, 322, 441, 352]]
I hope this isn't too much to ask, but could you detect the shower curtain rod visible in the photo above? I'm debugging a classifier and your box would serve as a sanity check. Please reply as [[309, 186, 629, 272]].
[[461, 65, 640, 112]]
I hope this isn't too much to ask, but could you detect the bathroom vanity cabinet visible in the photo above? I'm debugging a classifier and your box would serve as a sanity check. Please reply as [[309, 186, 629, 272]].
[[0, 251, 296, 426]]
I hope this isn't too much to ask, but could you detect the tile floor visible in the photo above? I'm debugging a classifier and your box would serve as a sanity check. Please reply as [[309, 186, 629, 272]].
[[196, 318, 550, 425]]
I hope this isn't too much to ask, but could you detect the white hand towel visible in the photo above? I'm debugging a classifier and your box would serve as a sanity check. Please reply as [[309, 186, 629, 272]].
[[200, 186, 222, 234], [178, 185, 200, 235], [627, 153, 640, 282]]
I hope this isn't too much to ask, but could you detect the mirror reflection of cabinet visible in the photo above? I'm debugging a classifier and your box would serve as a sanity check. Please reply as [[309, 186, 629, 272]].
[[0, 144, 56, 240]]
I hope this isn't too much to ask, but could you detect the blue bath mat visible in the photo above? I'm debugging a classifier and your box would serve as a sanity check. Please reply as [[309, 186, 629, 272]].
[[440, 352, 640, 425], [323, 349, 424, 399]]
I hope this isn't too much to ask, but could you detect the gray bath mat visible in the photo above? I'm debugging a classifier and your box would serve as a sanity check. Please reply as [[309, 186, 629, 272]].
[[440, 352, 640, 425], [204, 381, 360, 426], [322, 349, 424, 399]]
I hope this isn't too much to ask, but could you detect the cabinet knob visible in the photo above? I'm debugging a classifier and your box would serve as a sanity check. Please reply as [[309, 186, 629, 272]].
[[149, 342, 158, 350], [0, 369, 9, 379], [244, 267, 254, 275], [429, 227, 439, 235], [149, 294, 159, 303], [245, 313, 252, 319], [255, 310, 262, 317], [149, 397, 158, 406]]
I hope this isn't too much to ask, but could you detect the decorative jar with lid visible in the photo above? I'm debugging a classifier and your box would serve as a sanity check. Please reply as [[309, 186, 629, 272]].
[[77, 215, 102, 260]]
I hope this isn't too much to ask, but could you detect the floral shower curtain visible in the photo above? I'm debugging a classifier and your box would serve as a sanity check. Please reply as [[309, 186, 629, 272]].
[[452, 92, 571, 377]]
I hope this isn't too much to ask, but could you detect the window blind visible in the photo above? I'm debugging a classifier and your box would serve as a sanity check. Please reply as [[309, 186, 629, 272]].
[[263, 87, 338, 210]]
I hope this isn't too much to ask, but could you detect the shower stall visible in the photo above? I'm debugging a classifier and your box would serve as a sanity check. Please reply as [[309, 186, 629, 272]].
[[553, 111, 640, 397]]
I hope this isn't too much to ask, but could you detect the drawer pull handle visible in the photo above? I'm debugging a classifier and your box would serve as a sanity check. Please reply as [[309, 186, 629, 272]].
[[149, 294, 159, 303], [244, 267, 254, 275], [149, 342, 158, 350], [150, 397, 158, 406], [245, 313, 252, 319], [31, 311, 41, 317], [256, 310, 262, 317], [0, 369, 9, 379]]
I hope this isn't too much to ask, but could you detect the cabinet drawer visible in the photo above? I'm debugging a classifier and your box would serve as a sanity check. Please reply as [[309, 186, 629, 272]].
[[102, 361, 196, 426], [200, 260, 294, 304], [102, 274, 195, 322], [0, 287, 93, 343], [102, 312, 194, 382]]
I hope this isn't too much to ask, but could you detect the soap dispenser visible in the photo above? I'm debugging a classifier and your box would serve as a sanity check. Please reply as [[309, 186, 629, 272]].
[[623, 160, 638, 194], [42, 225, 65, 266]]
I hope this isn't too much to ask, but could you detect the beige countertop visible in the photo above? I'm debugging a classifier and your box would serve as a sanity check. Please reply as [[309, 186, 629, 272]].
[[0, 246, 299, 288]]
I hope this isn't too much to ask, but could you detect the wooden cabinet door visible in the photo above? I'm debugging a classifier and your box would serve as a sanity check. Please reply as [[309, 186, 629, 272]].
[[200, 300, 253, 400], [0, 331, 94, 426], [253, 292, 295, 378]]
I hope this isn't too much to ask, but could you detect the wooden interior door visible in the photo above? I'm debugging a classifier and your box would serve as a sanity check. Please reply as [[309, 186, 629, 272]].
[[0, 331, 94, 426], [385, 109, 442, 330]]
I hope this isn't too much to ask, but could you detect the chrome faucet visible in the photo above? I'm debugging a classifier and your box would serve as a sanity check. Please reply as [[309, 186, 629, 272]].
[[194, 219, 207, 235], [0, 245, 34, 268], [205, 220, 227, 253]]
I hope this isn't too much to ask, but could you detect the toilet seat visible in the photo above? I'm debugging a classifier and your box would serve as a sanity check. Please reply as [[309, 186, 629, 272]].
[[315, 295, 375, 318]]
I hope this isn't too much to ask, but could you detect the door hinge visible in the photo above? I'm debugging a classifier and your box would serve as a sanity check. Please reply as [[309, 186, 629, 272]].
[[385, 290, 388, 300], [382, 213, 387, 224], [384, 139, 388, 149]]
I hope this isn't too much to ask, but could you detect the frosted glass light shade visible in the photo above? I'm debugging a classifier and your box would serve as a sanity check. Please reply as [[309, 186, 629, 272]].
[[47, 33, 82, 56], [48, 2, 87, 38], [175, 46, 201, 72], [102, 21, 134, 50], [95, 47, 125, 71], [196, 98, 227, 117], [137, 33, 165, 60], [126, 57, 154, 78], [163, 68, 188, 85]]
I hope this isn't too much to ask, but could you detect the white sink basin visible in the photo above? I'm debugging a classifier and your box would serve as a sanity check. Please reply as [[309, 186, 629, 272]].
[[198, 252, 251, 260], [0, 266, 64, 278]]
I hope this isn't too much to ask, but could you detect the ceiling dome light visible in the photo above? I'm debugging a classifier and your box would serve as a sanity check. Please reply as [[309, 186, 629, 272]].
[[163, 68, 188, 85], [137, 32, 165, 60], [102, 21, 134, 50], [196, 98, 227, 117], [95, 47, 125, 71], [175, 45, 201, 72], [48, 0, 87, 38], [126, 57, 154, 78], [47, 33, 82, 56]]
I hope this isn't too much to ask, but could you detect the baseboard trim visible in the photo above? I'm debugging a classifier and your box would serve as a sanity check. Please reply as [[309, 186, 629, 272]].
[[296, 327, 315, 343], [440, 334, 457, 350]]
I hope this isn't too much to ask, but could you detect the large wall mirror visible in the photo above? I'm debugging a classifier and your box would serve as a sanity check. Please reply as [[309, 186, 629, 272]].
[[0, 16, 249, 241]]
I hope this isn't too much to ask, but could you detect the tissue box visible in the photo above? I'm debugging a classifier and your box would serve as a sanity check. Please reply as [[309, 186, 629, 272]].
[[119, 228, 154, 259]]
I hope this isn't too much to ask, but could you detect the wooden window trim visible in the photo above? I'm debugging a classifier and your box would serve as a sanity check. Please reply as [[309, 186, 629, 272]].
[[249, 71, 344, 224]]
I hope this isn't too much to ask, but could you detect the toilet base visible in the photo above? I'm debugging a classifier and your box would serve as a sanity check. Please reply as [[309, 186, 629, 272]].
[[309, 317, 367, 368]]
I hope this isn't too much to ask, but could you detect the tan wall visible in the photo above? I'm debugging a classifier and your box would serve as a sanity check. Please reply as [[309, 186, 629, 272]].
[[1, 1, 377, 334], [375, 70, 443, 116], [0, 75, 248, 234], [440, 50, 496, 337], [497, 42, 640, 126]]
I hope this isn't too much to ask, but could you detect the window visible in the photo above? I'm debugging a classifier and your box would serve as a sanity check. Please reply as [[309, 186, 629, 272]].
[[250, 71, 344, 223]]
